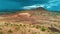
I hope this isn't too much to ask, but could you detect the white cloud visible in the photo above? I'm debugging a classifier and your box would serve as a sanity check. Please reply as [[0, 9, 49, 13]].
[[22, 4, 45, 9], [47, 0, 60, 6], [47, 6, 51, 8]]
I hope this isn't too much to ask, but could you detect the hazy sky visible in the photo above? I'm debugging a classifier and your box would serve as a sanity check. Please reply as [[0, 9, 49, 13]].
[[0, 0, 60, 11]]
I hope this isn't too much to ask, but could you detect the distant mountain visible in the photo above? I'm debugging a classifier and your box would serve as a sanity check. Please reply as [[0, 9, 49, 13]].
[[32, 7, 47, 11]]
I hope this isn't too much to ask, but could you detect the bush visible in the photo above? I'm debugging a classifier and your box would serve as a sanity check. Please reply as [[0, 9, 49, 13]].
[[41, 26, 46, 31], [14, 24, 19, 26], [8, 29, 13, 33], [20, 24, 22, 26], [35, 25, 40, 29], [4, 23, 9, 26]]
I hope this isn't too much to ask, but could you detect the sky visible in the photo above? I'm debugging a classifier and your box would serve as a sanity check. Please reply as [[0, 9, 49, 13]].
[[0, 0, 60, 11]]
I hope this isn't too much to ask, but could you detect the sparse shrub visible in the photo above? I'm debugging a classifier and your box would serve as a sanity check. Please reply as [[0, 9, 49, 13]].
[[53, 13, 57, 18], [10, 24, 13, 26], [53, 32, 59, 34], [23, 25, 26, 27], [20, 24, 22, 26], [47, 28, 51, 32], [23, 25, 26, 28], [41, 26, 46, 31], [4, 23, 9, 26], [48, 30, 50, 32], [35, 25, 40, 29], [8, 29, 13, 33], [0, 32, 2, 34], [15, 24, 19, 26], [13, 24, 19, 27], [32, 25, 35, 28]]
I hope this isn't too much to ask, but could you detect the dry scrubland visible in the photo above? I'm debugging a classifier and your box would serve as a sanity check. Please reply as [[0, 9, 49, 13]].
[[0, 22, 60, 34], [0, 8, 60, 34]]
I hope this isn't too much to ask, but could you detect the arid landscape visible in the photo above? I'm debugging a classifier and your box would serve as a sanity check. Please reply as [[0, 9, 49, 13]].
[[0, 7, 60, 34]]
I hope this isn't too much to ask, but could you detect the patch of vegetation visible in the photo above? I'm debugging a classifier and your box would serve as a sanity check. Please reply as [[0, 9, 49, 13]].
[[23, 25, 26, 27], [23, 25, 26, 28], [53, 12, 60, 18], [4, 23, 9, 26], [14, 24, 19, 26], [0, 22, 59, 34], [35, 25, 41, 29], [10, 24, 13, 26], [8, 29, 13, 33], [53, 32, 60, 34], [41, 26, 46, 31], [5, 23, 8, 26], [54, 12, 60, 16], [48, 29, 51, 32], [19, 24, 22, 26], [0, 32, 2, 34]]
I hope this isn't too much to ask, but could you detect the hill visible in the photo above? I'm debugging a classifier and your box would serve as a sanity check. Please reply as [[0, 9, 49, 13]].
[[0, 7, 60, 34]]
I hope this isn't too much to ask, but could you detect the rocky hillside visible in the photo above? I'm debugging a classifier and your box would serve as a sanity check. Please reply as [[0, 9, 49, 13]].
[[0, 7, 60, 34]]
